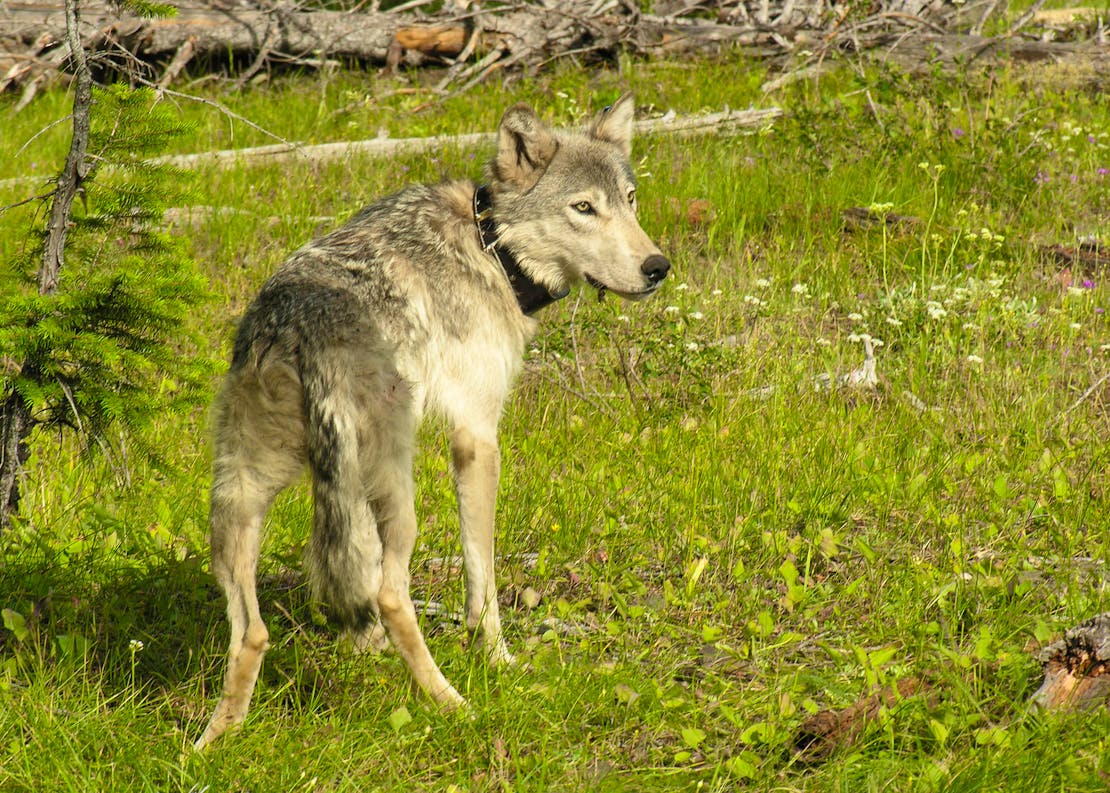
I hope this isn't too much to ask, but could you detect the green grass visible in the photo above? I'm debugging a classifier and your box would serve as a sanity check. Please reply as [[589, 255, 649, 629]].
[[2, 48, 1110, 791]]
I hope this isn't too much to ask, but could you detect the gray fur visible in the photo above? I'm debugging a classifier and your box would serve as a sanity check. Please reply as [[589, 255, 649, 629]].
[[195, 94, 669, 749]]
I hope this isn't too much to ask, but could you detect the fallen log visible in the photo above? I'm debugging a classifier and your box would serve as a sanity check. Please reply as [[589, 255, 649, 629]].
[[151, 105, 784, 170], [2, 2, 401, 63]]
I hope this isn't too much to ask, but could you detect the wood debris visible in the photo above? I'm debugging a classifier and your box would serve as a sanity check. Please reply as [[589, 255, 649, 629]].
[[1042, 239, 1109, 273], [2, 0, 1105, 104], [793, 677, 932, 763], [841, 206, 921, 232]]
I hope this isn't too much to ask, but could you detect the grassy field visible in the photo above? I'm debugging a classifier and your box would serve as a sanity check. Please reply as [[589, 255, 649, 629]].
[[2, 39, 1109, 792]]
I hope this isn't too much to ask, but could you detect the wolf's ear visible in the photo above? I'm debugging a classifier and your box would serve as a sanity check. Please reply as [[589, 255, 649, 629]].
[[495, 103, 559, 190], [588, 93, 635, 158]]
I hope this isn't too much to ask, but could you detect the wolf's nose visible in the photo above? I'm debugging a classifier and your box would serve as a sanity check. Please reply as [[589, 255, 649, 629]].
[[641, 254, 670, 285]]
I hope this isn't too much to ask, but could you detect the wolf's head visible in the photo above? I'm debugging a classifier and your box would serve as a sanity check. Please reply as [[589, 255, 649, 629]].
[[486, 94, 670, 301]]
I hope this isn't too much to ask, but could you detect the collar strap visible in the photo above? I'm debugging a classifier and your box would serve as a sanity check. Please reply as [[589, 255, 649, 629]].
[[474, 184, 569, 316]]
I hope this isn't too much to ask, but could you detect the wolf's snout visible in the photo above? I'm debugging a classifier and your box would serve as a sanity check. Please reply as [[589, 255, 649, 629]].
[[641, 254, 671, 286]]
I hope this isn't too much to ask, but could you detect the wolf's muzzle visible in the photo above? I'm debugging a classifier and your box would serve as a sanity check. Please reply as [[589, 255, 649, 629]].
[[641, 254, 671, 286]]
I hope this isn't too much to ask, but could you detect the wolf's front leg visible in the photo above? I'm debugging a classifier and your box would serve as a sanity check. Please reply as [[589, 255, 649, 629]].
[[451, 426, 514, 665]]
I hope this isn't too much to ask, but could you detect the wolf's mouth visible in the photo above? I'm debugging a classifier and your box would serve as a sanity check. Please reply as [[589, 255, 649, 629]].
[[585, 273, 607, 295], [585, 273, 660, 300]]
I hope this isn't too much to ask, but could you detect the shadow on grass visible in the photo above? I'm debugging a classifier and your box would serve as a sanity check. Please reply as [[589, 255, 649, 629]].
[[0, 546, 330, 704]]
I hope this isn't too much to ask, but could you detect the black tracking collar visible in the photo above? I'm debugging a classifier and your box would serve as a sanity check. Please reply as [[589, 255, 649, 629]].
[[473, 184, 569, 316]]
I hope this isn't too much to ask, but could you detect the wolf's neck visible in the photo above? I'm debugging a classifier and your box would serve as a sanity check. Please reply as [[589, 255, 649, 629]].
[[473, 184, 569, 316]]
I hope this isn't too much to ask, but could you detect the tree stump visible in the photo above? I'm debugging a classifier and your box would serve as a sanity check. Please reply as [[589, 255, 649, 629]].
[[1031, 613, 1110, 712]]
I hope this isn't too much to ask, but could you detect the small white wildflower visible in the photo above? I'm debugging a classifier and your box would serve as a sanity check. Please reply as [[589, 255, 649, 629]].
[[816, 338, 832, 347], [685, 342, 700, 352], [688, 311, 704, 320], [962, 323, 978, 331], [665, 305, 680, 314], [886, 316, 903, 327], [926, 301, 947, 320], [755, 278, 771, 289], [848, 333, 861, 343], [1101, 344, 1110, 352], [710, 289, 723, 297], [847, 312, 863, 322], [871, 337, 884, 347], [617, 315, 631, 324], [792, 282, 809, 296], [675, 282, 689, 291], [1067, 286, 1085, 298], [1070, 322, 1082, 330], [129, 639, 145, 653], [967, 354, 983, 364]]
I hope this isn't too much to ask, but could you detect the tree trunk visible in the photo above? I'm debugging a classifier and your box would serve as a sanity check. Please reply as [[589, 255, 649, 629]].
[[39, 0, 91, 294], [0, 394, 31, 530]]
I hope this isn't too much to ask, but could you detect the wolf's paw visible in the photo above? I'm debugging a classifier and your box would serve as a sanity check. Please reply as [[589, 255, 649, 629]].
[[349, 621, 392, 655], [485, 638, 516, 668]]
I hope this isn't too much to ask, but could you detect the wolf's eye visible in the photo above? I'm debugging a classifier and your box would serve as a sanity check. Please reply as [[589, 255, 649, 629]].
[[572, 200, 594, 215], [628, 190, 637, 206]]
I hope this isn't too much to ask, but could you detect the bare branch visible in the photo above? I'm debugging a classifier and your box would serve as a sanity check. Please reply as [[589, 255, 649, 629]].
[[136, 79, 303, 153]]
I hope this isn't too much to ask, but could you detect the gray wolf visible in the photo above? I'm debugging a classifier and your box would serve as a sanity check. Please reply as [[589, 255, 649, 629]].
[[194, 94, 670, 749]]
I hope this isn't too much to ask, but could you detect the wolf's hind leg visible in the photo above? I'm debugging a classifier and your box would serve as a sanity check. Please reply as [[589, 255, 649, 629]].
[[349, 620, 391, 654], [195, 456, 299, 749], [195, 367, 305, 751]]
